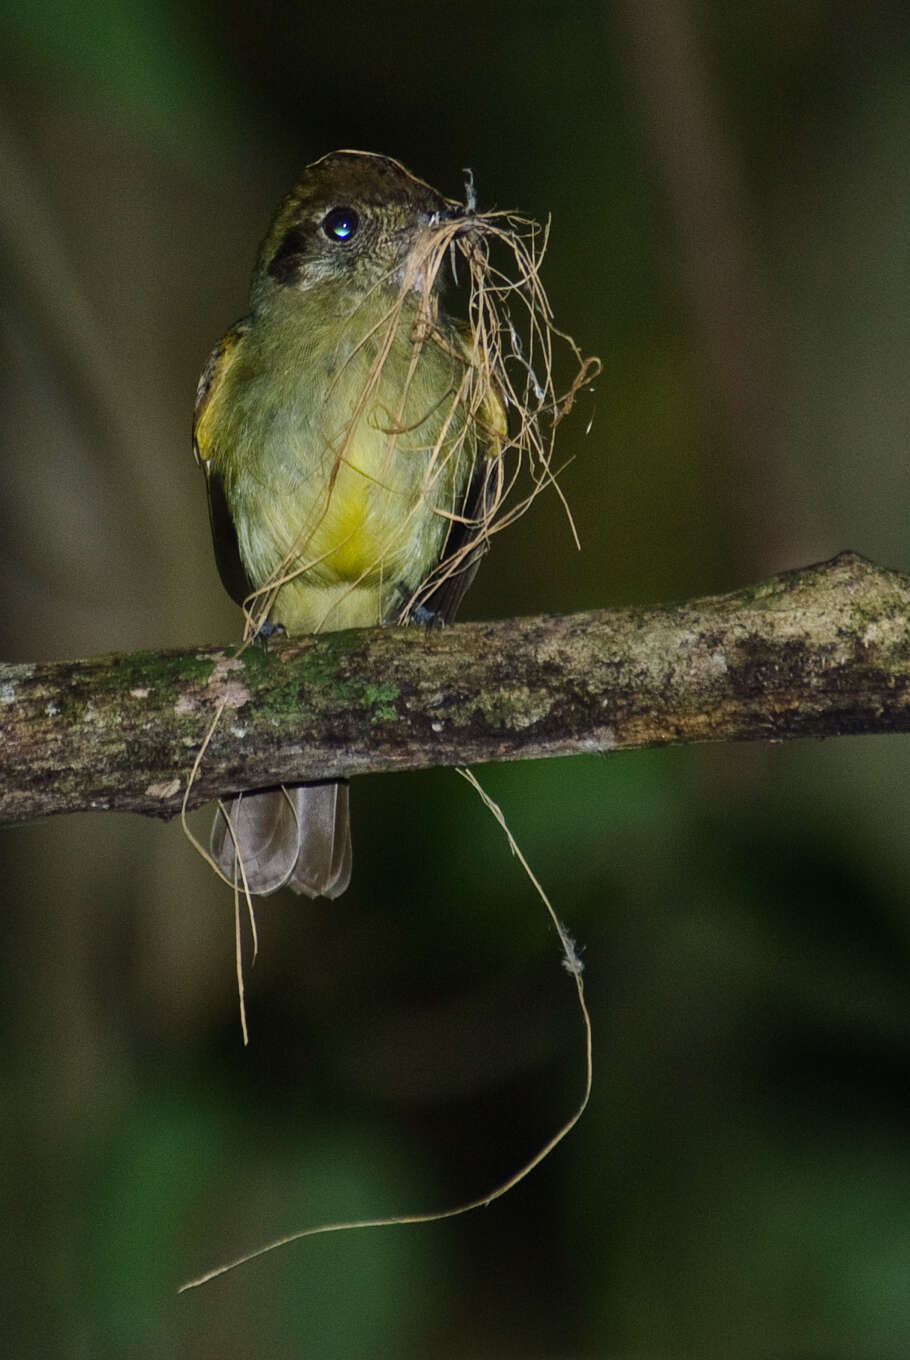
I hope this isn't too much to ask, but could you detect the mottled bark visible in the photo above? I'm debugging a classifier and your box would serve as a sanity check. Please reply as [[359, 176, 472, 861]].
[[2, 553, 908, 825]]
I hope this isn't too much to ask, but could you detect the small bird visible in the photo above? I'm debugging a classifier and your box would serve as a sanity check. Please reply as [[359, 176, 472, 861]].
[[194, 150, 505, 898]]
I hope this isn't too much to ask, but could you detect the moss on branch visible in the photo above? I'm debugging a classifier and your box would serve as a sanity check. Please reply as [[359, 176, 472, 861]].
[[2, 552, 909, 824]]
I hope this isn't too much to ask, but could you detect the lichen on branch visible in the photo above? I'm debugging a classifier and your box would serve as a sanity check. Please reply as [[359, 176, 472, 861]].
[[1, 552, 909, 825]]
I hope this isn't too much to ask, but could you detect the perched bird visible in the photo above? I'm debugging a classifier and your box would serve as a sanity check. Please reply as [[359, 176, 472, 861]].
[[194, 150, 505, 897]]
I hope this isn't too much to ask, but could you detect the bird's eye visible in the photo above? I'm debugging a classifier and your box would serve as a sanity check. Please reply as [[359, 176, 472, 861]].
[[321, 207, 359, 243]]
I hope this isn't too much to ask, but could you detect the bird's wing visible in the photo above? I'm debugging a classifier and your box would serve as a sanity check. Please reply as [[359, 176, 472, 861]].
[[193, 322, 253, 608]]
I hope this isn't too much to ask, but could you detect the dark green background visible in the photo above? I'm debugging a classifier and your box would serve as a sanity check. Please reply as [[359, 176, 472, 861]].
[[3, 2, 910, 1355]]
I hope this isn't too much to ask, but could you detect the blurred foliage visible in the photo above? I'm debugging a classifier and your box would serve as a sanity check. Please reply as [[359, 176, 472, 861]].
[[2, 1, 910, 1356]]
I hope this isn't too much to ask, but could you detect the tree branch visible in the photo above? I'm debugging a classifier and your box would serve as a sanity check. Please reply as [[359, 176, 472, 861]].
[[2, 552, 909, 825]]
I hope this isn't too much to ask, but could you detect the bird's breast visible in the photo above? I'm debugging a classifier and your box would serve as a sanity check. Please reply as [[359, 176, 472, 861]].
[[222, 313, 474, 629]]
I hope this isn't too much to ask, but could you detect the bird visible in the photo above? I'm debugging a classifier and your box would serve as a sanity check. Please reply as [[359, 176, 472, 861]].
[[194, 150, 505, 897]]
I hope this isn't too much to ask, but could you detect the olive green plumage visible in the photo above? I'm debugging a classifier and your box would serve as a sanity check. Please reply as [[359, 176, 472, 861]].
[[195, 151, 503, 897]]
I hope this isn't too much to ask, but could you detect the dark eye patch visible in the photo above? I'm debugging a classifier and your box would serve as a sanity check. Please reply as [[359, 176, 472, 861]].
[[267, 227, 307, 284]]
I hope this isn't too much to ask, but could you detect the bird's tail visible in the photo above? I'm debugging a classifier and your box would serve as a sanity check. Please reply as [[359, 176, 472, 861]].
[[211, 782, 352, 898]]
